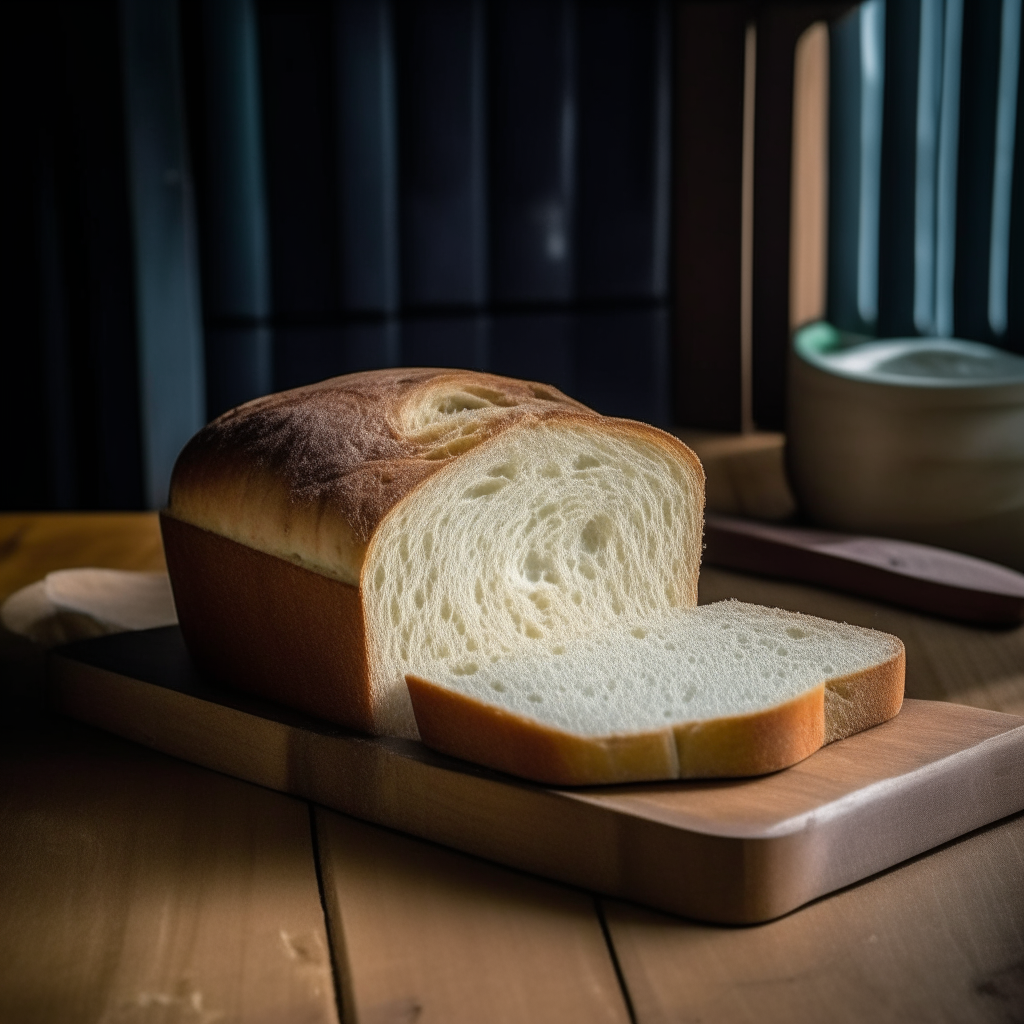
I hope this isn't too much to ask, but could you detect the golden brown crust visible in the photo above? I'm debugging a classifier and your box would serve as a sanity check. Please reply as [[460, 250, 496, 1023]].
[[824, 644, 906, 743], [674, 687, 825, 778], [169, 369, 596, 585], [161, 514, 374, 731], [405, 673, 680, 785]]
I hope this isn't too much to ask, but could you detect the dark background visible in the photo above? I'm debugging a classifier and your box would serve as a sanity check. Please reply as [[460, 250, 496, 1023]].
[[2, 0, 1022, 510]]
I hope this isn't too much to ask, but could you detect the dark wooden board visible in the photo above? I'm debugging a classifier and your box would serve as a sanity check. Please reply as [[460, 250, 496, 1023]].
[[48, 626, 1024, 925], [705, 514, 1024, 625]]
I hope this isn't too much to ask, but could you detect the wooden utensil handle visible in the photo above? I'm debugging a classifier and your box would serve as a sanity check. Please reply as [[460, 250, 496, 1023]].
[[704, 515, 1024, 626]]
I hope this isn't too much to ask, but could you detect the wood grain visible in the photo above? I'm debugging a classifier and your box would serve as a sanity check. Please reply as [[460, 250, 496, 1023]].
[[0, 717, 338, 1024], [316, 810, 630, 1024], [48, 628, 1024, 923], [701, 565, 1024, 717], [0, 512, 165, 602], [604, 811, 1024, 1023], [10, 512, 1024, 1021]]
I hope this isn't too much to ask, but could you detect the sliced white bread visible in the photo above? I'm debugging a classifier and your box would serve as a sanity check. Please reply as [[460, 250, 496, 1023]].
[[163, 369, 703, 738], [407, 601, 905, 785], [163, 367, 903, 776]]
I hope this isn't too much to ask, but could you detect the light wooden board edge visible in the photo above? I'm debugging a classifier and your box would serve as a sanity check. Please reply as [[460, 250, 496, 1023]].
[[48, 642, 1024, 924]]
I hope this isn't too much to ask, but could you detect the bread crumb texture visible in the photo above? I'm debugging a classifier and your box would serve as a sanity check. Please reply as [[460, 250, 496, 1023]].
[[168, 368, 704, 738], [412, 601, 900, 737], [364, 418, 703, 734]]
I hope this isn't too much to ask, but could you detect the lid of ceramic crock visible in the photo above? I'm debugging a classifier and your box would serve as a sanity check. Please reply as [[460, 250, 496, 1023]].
[[794, 322, 1024, 388]]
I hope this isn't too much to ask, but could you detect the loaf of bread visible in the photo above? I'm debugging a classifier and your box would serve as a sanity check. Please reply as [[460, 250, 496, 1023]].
[[163, 368, 704, 738], [163, 368, 903, 781]]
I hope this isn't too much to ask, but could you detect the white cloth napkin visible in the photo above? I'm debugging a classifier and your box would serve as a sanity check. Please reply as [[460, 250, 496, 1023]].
[[1, 569, 178, 647]]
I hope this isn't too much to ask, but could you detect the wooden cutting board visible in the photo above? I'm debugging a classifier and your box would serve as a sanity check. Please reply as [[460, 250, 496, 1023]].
[[48, 626, 1024, 925]]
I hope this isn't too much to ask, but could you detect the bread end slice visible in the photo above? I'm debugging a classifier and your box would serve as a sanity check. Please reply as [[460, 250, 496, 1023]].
[[406, 602, 905, 786]]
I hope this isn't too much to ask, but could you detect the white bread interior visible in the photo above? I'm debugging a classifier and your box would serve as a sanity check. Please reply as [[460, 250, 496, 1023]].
[[408, 601, 900, 740], [405, 599, 904, 785], [363, 417, 704, 735], [164, 368, 904, 780]]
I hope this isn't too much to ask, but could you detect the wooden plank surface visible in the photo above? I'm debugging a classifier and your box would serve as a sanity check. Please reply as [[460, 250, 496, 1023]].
[[604, 811, 1024, 1023], [0, 717, 338, 1024], [48, 627, 1024, 923], [6, 510, 1024, 1020], [316, 810, 630, 1024]]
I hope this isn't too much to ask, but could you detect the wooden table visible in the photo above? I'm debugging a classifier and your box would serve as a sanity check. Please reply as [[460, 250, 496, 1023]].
[[2, 511, 1023, 1023]]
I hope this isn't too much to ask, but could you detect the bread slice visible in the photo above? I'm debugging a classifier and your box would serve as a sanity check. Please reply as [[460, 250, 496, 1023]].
[[407, 601, 905, 785], [164, 369, 704, 738]]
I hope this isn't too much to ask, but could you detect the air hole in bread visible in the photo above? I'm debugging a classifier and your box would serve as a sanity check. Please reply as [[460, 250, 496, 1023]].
[[463, 385, 517, 406], [579, 518, 608, 554], [437, 393, 491, 415], [523, 550, 559, 584], [464, 479, 508, 499]]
